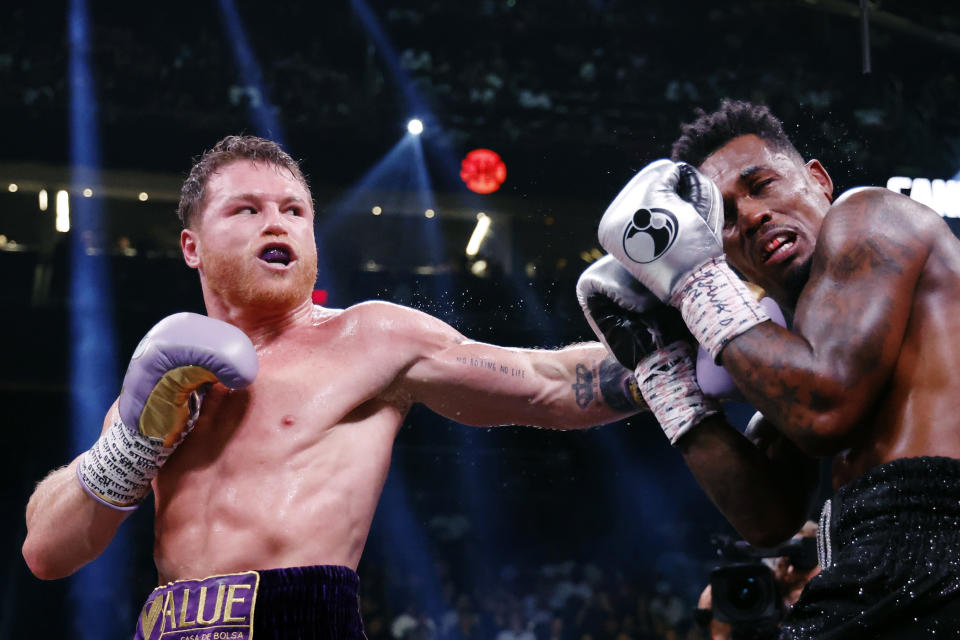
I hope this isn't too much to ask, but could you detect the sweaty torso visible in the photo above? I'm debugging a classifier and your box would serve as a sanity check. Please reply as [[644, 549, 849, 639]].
[[833, 208, 960, 487], [152, 303, 417, 584]]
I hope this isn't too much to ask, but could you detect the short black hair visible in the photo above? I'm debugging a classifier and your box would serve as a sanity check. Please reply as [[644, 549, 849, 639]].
[[671, 99, 802, 167]]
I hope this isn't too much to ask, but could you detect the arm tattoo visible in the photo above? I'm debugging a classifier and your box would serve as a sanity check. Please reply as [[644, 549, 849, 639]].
[[455, 356, 527, 378], [572, 363, 596, 408], [725, 228, 918, 441]]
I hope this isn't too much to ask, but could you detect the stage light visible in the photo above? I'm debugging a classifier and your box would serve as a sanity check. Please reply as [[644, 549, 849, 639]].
[[470, 259, 488, 276], [7, 183, 17, 193], [460, 149, 507, 194], [138, 192, 149, 202], [424, 208, 435, 218], [407, 118, 424, 135], [38, 189, 48, 211], [82, 188, 93, 198], [465, 213, 490, 256], [372, 205, 382, 215], [56, 190, 70, 232]]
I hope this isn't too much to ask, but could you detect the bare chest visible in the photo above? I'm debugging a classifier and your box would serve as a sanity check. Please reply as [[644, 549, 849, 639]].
[[174, 336, 407, 467], [833, 262, 960, 485]]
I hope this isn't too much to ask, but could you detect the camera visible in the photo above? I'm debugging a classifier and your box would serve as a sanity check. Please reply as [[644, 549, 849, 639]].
[[706, 534, 818, 639]]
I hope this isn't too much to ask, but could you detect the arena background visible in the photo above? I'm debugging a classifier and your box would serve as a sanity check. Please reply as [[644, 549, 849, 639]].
[[2, 1, 958, 638]]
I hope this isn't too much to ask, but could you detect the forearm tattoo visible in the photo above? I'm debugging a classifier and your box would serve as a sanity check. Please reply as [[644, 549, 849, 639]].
[[575, 354, 646, 412], [455, 356, 527, 378]]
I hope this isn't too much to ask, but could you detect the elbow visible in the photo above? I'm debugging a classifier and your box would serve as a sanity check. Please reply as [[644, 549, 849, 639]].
[[22, 536, 75, 581], [22, 540, 59, 581], [793, 407, 861, 457]]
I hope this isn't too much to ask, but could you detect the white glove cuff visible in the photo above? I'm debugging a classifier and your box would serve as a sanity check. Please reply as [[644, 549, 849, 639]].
[[670, 256, 770, 362], [635, 341, 720, 445], [76, 415, 175, 510]]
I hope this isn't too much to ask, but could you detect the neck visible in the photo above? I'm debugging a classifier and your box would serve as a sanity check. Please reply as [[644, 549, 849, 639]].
[[203, 295, 316, 347]]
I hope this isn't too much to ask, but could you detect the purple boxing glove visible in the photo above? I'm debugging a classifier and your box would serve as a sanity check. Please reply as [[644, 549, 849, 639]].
[[77, 313, 258, 510]]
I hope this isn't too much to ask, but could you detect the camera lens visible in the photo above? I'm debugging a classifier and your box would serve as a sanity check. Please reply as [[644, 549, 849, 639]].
[[729, 575, 763, 610], [711, 563, 778, 623]]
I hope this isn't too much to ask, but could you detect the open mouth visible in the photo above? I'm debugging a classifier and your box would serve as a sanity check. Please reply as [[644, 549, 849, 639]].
[[259, 244, 293, 266], [760, 231, 797, 264]]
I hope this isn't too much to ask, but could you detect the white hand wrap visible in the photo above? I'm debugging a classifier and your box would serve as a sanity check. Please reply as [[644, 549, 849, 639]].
[[77, 417, 175, 509], [76, 396, 200, 510], [670, 256, 770, 362], [636, 341, 720, 445]]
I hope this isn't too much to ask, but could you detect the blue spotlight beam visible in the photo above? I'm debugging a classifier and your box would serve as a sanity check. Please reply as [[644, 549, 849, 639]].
[[349, 0, 429, 116], [410, 136, 457, 322], [316, 137, 419, 305], [68, 0, 130, 638], [371, 452, 447, 622], [216, 0, 286, 145], [318, 135, 459, 321], [319, 136, 418, 230]]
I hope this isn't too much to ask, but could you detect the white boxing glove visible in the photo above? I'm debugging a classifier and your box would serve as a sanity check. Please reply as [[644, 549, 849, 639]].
[[577, 255, 768, 403], [598, 160, 769, 361]]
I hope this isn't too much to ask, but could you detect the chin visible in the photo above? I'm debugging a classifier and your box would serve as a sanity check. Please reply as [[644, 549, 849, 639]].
[[244, 282, 311, 310], [778, 258, 812, 309], [211, 264, 316, 313]]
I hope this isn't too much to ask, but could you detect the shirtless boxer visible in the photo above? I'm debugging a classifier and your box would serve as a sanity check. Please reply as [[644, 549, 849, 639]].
[[595, 100, 960, 637], [21, 136, 649, 639]]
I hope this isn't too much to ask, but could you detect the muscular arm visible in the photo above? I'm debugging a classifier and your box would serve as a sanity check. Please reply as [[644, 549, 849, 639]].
[[23, 402, 131, 579], [394, 309, 642, 429], [721, 190, 932, 454], [678, 413, 819, 546]]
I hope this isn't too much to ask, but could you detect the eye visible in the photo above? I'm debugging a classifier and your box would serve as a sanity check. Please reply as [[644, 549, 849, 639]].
[[234, 206, 257, 215], [750, 178, 774, 195], [286, 206, 302, 216]]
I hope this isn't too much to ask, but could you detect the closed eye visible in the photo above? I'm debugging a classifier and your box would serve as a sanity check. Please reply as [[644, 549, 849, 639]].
[[750, 178, 774, 196]]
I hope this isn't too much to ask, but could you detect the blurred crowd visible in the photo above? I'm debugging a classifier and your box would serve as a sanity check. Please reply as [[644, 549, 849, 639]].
[[358, 556, 704, 640], [2, 2, 958, 190]]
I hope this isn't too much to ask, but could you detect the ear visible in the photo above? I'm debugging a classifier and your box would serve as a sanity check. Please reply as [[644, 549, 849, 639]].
[[805, 159, 834, 203], [181, 228, 200, 269]]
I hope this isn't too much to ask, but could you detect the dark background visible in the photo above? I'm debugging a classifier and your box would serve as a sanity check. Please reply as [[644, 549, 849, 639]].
[[2, 1, 959, 638]]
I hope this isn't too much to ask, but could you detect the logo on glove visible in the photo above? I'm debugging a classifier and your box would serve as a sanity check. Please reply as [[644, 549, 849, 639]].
[[621, 207, 678, 263]]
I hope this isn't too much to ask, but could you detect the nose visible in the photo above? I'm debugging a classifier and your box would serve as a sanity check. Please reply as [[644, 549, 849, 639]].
[[739, 200, 772, 238], [260, 204, 288, 235]]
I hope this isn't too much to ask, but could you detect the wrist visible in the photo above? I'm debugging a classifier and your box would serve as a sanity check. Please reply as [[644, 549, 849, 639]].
[[598, 355, 648, 413], [670, 257, 770, 361], [76, 415, 175, 510], [635, 341, 720, 445]]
